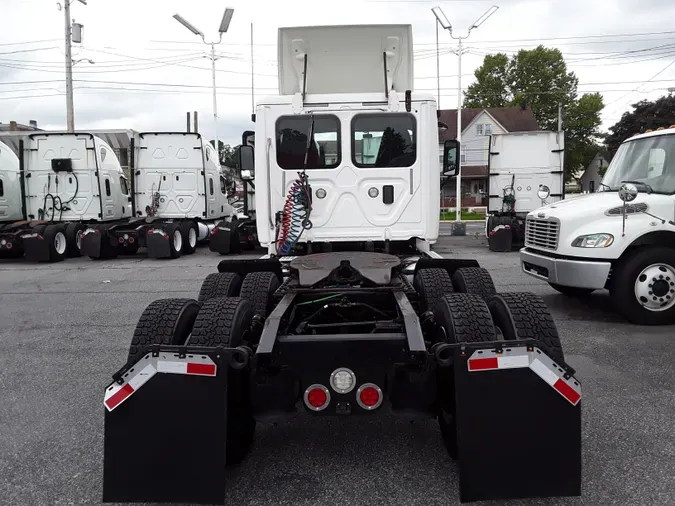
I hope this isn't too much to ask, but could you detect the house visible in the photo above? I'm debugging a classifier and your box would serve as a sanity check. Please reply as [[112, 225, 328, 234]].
[[0, 120, 41, 132], [578, 150, 611, 193], [438, 105, 539, 208]]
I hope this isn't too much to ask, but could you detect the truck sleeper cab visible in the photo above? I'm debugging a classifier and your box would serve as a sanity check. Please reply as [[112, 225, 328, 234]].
[[520, 127, 675, 324]]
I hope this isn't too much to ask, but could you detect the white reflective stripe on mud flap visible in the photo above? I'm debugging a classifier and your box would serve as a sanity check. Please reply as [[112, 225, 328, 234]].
[[103, 355, 217, 412], [467, 346, 582, 406]]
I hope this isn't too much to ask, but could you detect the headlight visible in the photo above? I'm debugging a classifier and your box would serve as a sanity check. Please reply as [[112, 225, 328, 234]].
[[572, 233, 614, 248]]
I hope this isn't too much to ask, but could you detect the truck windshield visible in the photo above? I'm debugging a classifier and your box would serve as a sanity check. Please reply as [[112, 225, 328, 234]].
[[352, 113, 416, 168], [276, 115, 340, 169], [602, 134, 675, 194]]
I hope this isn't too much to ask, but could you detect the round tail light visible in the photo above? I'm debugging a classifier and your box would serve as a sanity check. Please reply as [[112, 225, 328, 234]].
[[304, 384, 330, 411], [128, 236, 135, 244], [118, 237, 125, 244], [356, 383, 383, 410], [6, 242, 12, 250]]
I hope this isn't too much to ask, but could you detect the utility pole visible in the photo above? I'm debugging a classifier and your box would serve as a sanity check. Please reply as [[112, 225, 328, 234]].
[[433, 5, 499, 226], [435, 19, 440, 107], [64, 0, 74, 132], [173, 8, 234, 168]]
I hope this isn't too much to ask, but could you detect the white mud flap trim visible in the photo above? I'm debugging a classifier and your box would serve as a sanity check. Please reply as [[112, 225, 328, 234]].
[[467, 346, 581, 406], [104, 354, 217, 412]]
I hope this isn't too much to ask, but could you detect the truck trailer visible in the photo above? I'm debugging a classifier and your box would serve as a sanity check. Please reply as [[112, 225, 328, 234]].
[[521, 126, 675, 325], [102, 24, 582, 505], [485, 130, 565, 250]]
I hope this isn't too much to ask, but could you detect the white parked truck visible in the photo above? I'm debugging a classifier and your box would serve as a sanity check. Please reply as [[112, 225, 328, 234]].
[[0, 132, 238, 262], [521, 126, 675, 325], [102, 24, 582, 505], [485, 130, 565, 248], [0, 139, 30, 258]]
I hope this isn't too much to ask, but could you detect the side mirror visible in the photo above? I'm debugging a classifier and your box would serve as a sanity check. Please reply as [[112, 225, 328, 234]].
[[237, 145, 254, 180], [442, 139, 459, 177], [619, 183, 638, 202]]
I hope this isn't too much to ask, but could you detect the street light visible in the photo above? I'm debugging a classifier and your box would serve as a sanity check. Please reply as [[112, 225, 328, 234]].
[[173, 7, 235, 167], [432, 5, 499, 224]]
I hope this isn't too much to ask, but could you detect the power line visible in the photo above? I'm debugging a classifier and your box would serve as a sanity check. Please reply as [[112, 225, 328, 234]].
[[0, 39, 60, 47], [604, 59, 675, 108]]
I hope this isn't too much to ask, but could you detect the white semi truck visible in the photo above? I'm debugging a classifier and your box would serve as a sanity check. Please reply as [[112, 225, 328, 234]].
[[0, 132, 238, 261], [485, 130, 565, 249], [102, 24, 582, 505], [521, 126, 675, 325]]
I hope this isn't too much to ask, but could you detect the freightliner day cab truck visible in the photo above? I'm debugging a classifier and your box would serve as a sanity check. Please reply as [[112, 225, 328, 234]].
[[102, 24, 582, 505], [521, 126, 675, 325], [0, 132, 239, 261], [485, 130, 565, 249]]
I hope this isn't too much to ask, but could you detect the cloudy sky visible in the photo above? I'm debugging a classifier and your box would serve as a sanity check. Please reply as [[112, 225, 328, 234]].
[[1, 0, 674, 146]]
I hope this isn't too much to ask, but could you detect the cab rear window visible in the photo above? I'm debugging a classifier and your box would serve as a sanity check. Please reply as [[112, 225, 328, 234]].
[[351, 113, 416, 168], [276, 115, 341, 169]]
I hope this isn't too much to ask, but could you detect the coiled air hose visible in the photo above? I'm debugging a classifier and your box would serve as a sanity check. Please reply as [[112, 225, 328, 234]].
[[276, 172, 312, 256]]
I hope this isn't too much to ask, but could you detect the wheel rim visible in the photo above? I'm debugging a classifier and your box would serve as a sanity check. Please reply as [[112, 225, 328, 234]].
[[634, 263, 675, 312], [189, 227, 197, 248], [173, 230, 182, 252], [54, 231, 67, 255]]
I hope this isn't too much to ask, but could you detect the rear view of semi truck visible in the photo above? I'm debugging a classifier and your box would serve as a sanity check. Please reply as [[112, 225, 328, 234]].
[[101, 24, 582, 505], [485, 130, 565, 250]]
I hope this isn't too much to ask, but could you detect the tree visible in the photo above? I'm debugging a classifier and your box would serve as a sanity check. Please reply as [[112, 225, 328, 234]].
[[463, 46, 604, 182], [605, 94, 675, 155], [209, 140, 237, 167]]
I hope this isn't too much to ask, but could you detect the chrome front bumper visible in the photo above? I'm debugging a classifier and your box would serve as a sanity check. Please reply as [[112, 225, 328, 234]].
[[520, 248, 612, 289]]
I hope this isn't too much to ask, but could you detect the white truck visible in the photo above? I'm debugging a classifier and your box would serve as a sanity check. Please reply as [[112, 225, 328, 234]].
[[0, 139, 30, 258], [486, 130, 565, 248], [520, 126, 675, 325], [0, 132, 238, 262], [102, 24, 582, 506]]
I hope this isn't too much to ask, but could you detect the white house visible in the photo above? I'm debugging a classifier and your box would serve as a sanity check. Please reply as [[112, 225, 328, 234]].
[[438, 106, 539, 207]]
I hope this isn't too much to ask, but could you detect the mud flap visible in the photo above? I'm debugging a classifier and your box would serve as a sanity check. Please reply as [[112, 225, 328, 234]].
[[146, 230, 172, 258], [102, 354, 228, 504], [452, 346, 581, 503], [22, 235, 50, 261], [208, 223, 234, 254], [80, 228, 102, 258]]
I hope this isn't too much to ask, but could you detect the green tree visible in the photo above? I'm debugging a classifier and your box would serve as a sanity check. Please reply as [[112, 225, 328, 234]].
[[605, 95, 675, 155], [463, 46, 604, 182], [209, 140, 237, 167]]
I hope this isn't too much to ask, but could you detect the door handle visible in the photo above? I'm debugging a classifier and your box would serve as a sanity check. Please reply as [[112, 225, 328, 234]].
[[383, 185, 394, 205]]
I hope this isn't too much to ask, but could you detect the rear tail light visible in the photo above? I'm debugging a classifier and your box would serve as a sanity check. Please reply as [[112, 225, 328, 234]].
[[248, 235, 254, 242], [118, 237, 125, 244], [6, 242, 12, 250], [330, 367, 356, 394], [128, 236, 135, 244], [147, 230, 154, 235], [304, 384, 330, 411], [356, 383, 383, 410]]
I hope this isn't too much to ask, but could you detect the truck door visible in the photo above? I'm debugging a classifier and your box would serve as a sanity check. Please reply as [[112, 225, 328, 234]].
[[269, 112, 422, 241], [99, 146, 116, 219], [204, 144, 218, 219]]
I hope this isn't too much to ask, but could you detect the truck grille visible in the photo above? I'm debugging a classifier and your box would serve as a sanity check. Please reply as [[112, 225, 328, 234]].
[[525, 217, 560, 250]]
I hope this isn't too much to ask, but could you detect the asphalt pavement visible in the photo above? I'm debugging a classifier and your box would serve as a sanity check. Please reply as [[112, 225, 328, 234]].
[[0, 236, 674, 506]]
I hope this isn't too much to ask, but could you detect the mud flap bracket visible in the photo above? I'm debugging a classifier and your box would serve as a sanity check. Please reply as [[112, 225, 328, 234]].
[[452, 346, 582, 502], [102, 352, 228, 504]]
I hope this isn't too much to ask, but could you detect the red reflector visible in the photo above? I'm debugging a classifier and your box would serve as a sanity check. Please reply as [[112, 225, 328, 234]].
[[359, 386, 380, 407], [307, 388, 328, 408], [468, 357, 499, 371], [186, 363, 216, 376], [248, 235, 254, 241], [210, 228, 219, 235], [6, 242, 12, 250], [128, 236, 135, 243], [162, 233, 169, 240], [553, 378, 581, 405], [118, 237, 125, 243], [105, 383, 134, 410], [94, 229, 100, 235], [147, 229, 154, 235]]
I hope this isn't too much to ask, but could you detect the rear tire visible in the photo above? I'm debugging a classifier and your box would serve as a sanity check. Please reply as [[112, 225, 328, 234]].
[[549, 283, 595, 297], [239, 271, 280, 320], [434, 294, 495, 460], [43, 224, 68, 263], [452, 267, 497, 302], [165, 223, 182, 259], [488, 292, 564, 364], [198, 272, 242, 303], [65, 222, 86, 257], [413, 268, 454, 313], [127, 298, 201, 365], [180, 221, 198, 255], [188, 297, 256, 465]]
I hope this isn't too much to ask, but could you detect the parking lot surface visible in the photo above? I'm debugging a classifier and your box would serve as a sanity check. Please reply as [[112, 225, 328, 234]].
[[0, 232, 674, 506]]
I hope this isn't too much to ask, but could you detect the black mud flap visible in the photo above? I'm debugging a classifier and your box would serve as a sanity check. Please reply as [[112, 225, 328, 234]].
[[22, 235, 50, 262], [452, 345, 582, 503], [102, 353, 228, 504], [80, 228, 102, 258], [209, 223, 233, 254], [146, 231, 172, 258]]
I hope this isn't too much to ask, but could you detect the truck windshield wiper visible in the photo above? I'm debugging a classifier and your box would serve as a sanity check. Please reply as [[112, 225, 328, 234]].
[[621, 180, 653, 194]]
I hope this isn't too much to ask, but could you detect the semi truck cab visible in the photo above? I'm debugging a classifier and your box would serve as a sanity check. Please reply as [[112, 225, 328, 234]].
[[520, 127, 675, 325]]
